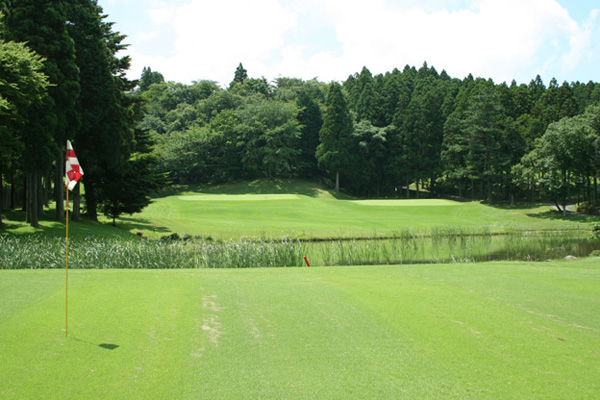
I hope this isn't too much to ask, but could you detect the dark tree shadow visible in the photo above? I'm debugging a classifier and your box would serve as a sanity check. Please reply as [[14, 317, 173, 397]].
[[488, 202, 550, 210], [0, 209, 140, 239], [526, 209, 600, 223], [116, 216, 171, 233]]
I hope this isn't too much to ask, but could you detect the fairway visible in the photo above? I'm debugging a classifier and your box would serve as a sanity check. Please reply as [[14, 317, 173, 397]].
[[1, 259, 599, 399], [125, 181, 588, 239]]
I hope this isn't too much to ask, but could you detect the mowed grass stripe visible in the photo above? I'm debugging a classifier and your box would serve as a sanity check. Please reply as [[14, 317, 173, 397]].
[[1, 259, 599, 399]]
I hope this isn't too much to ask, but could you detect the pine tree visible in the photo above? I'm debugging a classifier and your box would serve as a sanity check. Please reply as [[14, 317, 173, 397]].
[[230, 62, 248, 88], [297, 90, 323, 177], [3, 0, 80, 226], [316, 82, 356, 192], [100, 128, 165, 225], [355, 66, 375, 122], [66, 0, 133, 220], [462, 84, 507, 205]]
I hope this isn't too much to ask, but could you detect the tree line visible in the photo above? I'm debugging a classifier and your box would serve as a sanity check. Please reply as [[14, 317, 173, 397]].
[[2, 1, 600, 229], [0, 0, 162, 228], [141, 62, 600, 208]]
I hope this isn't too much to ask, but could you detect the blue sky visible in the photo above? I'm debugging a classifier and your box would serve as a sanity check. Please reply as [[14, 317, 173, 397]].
[[98, 0, 600, 87]]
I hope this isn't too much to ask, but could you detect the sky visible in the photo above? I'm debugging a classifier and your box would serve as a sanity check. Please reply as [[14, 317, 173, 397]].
[[97, 0, 600, 87]]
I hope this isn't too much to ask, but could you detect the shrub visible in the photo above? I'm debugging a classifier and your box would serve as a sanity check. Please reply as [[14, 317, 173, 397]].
[[592, 224, 600, 240], [577, 202, 600, 215]]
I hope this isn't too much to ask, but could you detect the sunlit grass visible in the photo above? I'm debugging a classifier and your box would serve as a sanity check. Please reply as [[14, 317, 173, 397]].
[[124, 180, 593, 240], [1, 260, 599, 399]]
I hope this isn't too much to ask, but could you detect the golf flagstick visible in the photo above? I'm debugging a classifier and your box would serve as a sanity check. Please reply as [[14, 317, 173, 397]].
[[65, 140, 83, 337], [66, 188, 69, 337]]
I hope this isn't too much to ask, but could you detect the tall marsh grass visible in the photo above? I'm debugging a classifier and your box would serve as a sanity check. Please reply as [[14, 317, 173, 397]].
[[1, 228, 598, 269], [0, 235, 303, 269], [306, 229, 597, 266], [0, 235, 191, 269]]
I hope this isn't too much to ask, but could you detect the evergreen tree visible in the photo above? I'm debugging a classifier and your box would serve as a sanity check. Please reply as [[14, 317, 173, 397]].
[[66, 0, 134, 220], [100, 128, 165, 225], [462, 84, 507, 204], [440, 79, 476, 197], [230, 62, 248, 87], [354, 66, 375, 122], [296, 89, 323, 177], [316, 82, 356, 192], [353, 120, 388, 196], [3, 0, 80, 226], [138, 66, 165, 92]]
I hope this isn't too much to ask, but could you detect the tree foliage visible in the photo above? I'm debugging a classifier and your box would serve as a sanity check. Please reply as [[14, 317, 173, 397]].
[[3, 6, 600, 226], [316, 82, 356, 192]]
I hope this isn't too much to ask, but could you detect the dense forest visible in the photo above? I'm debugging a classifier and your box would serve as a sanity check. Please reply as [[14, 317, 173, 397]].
[[134, 61, 600, 213], [2, 0, 600, 228]]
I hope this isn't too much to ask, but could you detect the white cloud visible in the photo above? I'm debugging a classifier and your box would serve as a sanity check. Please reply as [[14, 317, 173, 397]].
[[129, 0, 297, 84], [124, 0, 596, 85]]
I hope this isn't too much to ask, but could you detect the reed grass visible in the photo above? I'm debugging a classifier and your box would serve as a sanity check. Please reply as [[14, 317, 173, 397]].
[[2, 228, 598, 269]]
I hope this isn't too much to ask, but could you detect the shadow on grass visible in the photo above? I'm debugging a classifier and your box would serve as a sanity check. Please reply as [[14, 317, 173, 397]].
[[0, 209, 139, 239], [70, 336, 119, 350], [488, 202, 549, 210], [525, 209, 600, 223], [117, 216, 171, 234], [98, 343, 119, 350]]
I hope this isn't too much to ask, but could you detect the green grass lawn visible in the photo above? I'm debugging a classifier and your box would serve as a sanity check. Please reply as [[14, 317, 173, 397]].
[[2, 258, 599, 399], [1, 180, 596, 240], [118, 180, 593, 239]]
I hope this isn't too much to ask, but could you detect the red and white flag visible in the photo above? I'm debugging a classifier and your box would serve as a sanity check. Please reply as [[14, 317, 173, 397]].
[[65, 140, 84, 191]]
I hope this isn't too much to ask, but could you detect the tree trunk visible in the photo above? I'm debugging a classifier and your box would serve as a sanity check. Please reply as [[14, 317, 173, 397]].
[[530, 181, 535, 203], [586, 176, 591, 203], [55, 156, 65, 220], [0, 167, 4, 227], [27, 172, 39, 228], [335, 170, 340, 193], [406, 176, 410, 199], [22, 176, 27, 212], [487, 175, 493, 205], [72, 183, 81, 221], [471, 178, 475, 200], [37, 173, 44, 218], [9, 161, 16, 210], [595, 176, 598, 203], [553, 200, 562, 213], [85, 180, 98, 221], [43, 170, 51, 208], [416, 179, 420, 199]]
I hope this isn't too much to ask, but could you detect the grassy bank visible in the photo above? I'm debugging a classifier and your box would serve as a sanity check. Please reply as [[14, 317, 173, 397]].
[[119, 180, 594, 240], [1, 260, 599, 399]]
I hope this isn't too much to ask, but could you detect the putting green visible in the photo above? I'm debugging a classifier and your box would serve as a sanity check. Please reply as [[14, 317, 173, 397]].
[[178, 194, 300, 201], [351, 199, 464, 206]]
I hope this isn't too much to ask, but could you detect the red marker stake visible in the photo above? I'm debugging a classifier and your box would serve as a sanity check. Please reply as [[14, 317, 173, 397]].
[[303, 256, 310, 267]]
